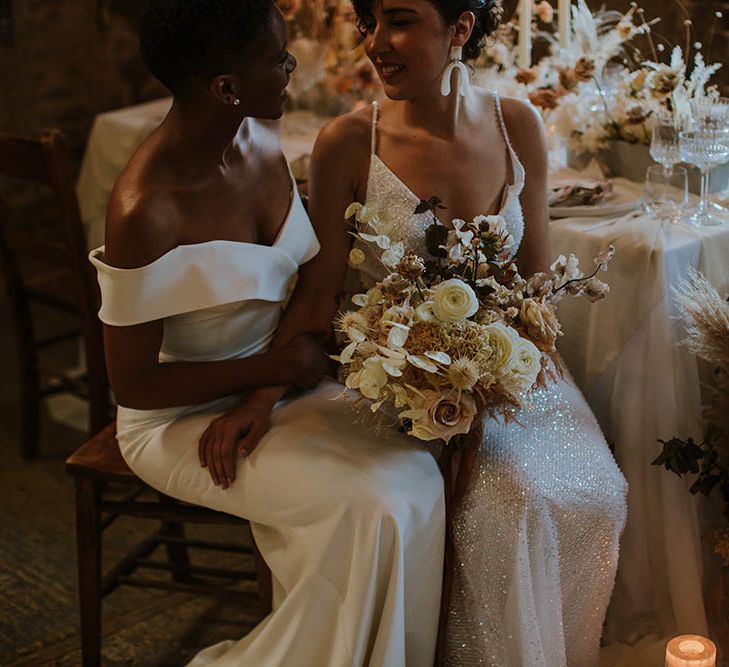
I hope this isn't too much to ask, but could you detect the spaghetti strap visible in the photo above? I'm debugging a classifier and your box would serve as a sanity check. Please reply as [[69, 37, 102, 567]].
[[371, 101, 379, 156], [493, 92, 515, 153]]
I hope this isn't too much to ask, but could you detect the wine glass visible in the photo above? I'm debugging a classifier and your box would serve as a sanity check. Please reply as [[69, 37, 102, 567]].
[[690, 97, 729, 215], [679, 128, 729, 226], [691, 97, 729, 131], [650, 110, 682, 177]]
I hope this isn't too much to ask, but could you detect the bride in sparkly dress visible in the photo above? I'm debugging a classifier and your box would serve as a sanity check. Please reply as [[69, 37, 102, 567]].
[[307, 0, 628, 664]]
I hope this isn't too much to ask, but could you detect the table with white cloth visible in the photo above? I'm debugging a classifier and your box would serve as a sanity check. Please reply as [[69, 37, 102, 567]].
[[76, 100, 729, 666], [550, 184, 729, 666]]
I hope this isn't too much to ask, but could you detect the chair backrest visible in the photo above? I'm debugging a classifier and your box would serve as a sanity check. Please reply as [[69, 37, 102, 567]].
[[0, 129, 109, 432]]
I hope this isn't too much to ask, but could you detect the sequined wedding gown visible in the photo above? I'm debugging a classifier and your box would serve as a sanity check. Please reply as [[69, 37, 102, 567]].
[[353, 96, 628, 667]]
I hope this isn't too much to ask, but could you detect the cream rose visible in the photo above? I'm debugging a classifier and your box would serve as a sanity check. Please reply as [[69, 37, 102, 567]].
[[432, 278, 479, 322], [482, 321, 518, 372], [501, 337, 542, 394], [401, 390, 478, 443]]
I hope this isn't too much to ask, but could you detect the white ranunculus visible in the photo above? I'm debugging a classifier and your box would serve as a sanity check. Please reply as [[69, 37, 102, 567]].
[[482, 321, 518, 372], [501, 337, 542, 394], [432, 278, 479, 322]]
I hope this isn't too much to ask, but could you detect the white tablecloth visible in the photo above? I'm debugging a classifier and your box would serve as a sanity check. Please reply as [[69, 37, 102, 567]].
[[551, 187, 729, 665], [77, 102, 729, 665]]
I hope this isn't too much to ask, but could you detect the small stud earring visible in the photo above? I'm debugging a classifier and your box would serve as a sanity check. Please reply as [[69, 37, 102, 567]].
[[233, 98, 241, 106]]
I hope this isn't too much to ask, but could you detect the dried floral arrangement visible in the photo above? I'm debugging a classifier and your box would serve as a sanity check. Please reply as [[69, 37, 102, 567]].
[[474, 0, 724, 155], [652, 271, 729, 565], [333, 197, 614, 443], [277, 0, 382, 115]]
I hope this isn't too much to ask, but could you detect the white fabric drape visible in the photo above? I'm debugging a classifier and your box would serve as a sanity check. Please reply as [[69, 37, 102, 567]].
[[551, 195, 729, 664]]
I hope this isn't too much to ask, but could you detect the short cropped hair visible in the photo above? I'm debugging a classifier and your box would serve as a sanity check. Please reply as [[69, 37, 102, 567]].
[[139, 0, 275, 94]]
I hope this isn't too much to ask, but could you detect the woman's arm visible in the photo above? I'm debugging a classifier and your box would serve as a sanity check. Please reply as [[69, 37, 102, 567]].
[[196, 114, 371, 488], [103, 321, 325, 409], [102, 193, 328, 410], [501, 97, 551, 276], [226, 113, 371, 407]]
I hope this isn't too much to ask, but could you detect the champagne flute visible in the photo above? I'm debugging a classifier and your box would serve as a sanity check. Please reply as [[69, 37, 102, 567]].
[[650, 110, 682, 178], [679, 128, 729, 226]]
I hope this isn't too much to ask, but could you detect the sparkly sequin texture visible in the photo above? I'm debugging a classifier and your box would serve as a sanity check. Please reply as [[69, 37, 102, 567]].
[[356, 95, 627, 667]]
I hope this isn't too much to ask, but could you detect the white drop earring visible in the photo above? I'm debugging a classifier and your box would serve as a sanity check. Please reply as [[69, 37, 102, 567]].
[[440, 45, 470, 97]]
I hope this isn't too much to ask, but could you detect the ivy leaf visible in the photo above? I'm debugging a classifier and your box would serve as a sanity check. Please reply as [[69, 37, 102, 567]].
[[425, 223, 448, 258], [690, 475, 721, 496], [414, 196, 446, 215]]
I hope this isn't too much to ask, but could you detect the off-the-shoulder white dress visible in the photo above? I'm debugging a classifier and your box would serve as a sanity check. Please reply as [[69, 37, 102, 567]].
[[90, 162, 445, 666]]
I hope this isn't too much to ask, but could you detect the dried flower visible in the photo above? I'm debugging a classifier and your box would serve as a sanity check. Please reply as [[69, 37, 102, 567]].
[[397, 252, 426, 280], [649, 68, 680, 98], [520, 299, 561, 351], [336, 311, 369, 342], [515, 67, 537, 84], [574, 57, 596, 82], [447, 357, 481, 392], [528, 87, 560, 110], [559, 68, 579, 92], [533, 0, 554, 24], [625, 105, 650, 125]]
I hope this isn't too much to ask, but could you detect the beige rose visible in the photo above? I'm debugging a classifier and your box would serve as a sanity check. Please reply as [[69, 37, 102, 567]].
[[520, 298, 561, 351], [401, 390, 477, 443]]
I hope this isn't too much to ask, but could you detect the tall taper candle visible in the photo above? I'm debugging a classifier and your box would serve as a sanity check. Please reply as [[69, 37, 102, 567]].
[[558, 0, 571, 50], [518, 0, 532, 68]]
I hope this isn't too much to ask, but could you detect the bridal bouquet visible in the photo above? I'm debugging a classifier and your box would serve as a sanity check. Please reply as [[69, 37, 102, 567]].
[[334, 198, 614, 444]]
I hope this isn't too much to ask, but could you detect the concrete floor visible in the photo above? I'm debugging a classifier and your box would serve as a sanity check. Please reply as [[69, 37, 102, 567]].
[[0, 289, 261, 666]]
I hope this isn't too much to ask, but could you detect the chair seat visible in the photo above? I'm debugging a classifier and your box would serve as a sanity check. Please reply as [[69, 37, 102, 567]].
[[65, 423, 135, 482]]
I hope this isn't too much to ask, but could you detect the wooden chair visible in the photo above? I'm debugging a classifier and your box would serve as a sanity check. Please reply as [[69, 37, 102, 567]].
[[66, 424, 273, 667], [0, 129, 111, 459]]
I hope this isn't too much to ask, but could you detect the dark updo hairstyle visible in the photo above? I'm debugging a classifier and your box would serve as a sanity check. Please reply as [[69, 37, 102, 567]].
[[139, 0, 275, 95], [351, 0, 502, 61]]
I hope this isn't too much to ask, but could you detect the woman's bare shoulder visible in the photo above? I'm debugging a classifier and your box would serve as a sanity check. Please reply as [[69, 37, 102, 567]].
[[313, 106, 372, 161], [104, 157, 183, 269], [310, 105, 373, 193], [498, 96, 544, 139]]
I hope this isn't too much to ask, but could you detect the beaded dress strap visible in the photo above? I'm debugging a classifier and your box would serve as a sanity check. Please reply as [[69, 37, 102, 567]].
[[371, 101, 380, 155], [493, 93, 515, 153]]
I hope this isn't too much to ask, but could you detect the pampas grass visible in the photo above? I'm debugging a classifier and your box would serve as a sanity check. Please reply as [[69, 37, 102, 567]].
[[674, 269, 729, 434]]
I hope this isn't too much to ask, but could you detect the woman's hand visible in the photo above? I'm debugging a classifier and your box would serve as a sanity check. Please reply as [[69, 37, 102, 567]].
[[198, 390, 278, 489]]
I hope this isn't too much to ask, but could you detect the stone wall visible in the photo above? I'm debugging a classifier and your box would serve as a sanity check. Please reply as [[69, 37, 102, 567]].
[[0, 0, 165, 161], [0, 0, 726, 164]]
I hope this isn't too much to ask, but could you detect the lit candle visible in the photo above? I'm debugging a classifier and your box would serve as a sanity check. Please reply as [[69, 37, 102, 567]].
[[518, 0, 532, 68], [665, 635, 716, 667], [558, 0, 571, 50]]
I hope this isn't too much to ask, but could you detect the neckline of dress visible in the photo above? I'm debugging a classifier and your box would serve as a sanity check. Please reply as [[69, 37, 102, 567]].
[[368, 95, 525, 220], [370, 153, 519, 219], [94, 160, 302, 273]]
